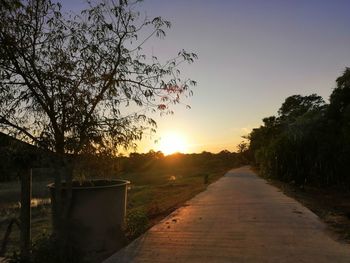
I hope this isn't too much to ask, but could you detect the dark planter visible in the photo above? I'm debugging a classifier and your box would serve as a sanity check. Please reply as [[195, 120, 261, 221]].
[[48, 179, 130, 262]]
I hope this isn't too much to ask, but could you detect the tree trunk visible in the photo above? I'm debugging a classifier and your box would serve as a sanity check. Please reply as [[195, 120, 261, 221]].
[[52, 165, 62, 236], [20, 168, 32, 261], [51, 145, 76, 260]]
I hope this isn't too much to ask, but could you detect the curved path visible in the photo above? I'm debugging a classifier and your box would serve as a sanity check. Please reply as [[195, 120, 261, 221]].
[[104, 166, 350, 263]]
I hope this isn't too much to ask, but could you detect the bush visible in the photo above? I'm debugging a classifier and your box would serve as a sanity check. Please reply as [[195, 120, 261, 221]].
[[124, 210, 149, 242]]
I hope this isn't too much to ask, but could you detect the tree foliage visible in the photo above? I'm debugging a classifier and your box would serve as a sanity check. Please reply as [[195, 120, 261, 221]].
[[247, 68, 350, 188], [0, 0, 197, 156]]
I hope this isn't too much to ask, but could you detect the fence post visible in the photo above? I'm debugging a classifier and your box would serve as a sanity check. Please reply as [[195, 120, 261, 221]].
[[20, 168, 32, 260]]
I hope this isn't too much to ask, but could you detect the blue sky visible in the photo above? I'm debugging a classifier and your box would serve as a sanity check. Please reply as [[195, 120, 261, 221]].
[[61, 0, 350, 153]]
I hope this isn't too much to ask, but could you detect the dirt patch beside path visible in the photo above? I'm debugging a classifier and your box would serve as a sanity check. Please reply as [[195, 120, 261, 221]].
[[255, 169, 350, 242]]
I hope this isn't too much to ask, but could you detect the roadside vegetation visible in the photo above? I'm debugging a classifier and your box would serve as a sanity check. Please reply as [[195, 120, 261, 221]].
[[247, 68, 350, 189]]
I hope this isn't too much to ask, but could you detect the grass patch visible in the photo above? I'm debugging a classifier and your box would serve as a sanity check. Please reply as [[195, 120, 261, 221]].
[[1, 159, 235, 257]]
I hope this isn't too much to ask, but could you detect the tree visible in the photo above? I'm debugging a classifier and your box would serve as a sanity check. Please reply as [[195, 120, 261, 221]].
[[248, 94, 326, 182], [0, 0, 197, 257], [278, 94, 325, 121], [329, 67, 350, 120], [236, 141, 248, 153], [328, 68, 350, 182], [247, 72, 350, 187], [0, 0, 197, 156]]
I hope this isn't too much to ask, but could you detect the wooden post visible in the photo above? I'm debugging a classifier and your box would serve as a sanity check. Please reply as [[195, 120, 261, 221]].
[[52, 166, 62, 235], [20, 168, 32, 260]]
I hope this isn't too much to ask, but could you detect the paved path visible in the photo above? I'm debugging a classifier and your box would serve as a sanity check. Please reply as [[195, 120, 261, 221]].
[[104, 166, 350, 263]]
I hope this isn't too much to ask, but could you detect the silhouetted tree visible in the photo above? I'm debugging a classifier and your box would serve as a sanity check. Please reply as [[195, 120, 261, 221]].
[[0, 0, 197, 155], [0, 0, 197, 258], [278, 94, 325, 121], [236, 142, 248, 153]]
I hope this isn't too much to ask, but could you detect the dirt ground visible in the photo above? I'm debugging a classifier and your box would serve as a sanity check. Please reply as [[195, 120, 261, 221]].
[[257, 172, 350, 243]]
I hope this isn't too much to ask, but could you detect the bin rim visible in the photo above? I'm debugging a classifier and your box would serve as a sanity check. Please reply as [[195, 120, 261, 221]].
[[47, 179, 130, 190]]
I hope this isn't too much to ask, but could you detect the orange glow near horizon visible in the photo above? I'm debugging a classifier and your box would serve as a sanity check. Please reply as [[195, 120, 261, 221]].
[[158, 132, 188, 155]]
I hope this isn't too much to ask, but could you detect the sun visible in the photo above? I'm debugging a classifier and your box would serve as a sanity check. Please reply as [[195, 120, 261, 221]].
[[158, 133, 188, 155]]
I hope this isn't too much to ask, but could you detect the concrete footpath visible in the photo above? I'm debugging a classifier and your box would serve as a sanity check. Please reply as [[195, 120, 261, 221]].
[[104, 166, 350, 263]]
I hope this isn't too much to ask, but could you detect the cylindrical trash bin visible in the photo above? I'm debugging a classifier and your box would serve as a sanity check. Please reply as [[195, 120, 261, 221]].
[[48, 179, 130, 262]]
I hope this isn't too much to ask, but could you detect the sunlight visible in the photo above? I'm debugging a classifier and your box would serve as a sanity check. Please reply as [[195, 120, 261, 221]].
[[158, 132, 188, 155]]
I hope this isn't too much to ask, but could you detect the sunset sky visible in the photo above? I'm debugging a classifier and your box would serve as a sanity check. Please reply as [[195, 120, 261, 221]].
[[62, 0, 350, 154]]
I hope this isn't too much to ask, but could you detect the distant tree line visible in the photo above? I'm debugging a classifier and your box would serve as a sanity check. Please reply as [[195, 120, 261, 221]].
[[120, 150, 244, 174], [68, 150, 244, 179], [0, 134, 244, 181], [247, 68, 350, 188]]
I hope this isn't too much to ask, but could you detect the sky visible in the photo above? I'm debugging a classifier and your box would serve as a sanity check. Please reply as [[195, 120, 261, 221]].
[[61, 0, 350, 153]]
